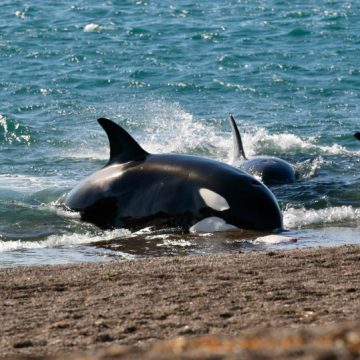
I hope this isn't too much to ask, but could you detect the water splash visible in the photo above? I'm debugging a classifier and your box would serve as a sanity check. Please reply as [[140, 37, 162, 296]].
[[241, 128, 357, 157], [0, 228, 131, 253], [0, 174, 74, 193], [295, 156, 324, 180], [138, 100, 229, 159], [157, 239, 192, 247], [284, 205, 360, 229], [83, 23, 115, 32], [0, 115, 31, 145]]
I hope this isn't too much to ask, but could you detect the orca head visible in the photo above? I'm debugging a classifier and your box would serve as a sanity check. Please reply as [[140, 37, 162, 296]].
[[355, 132, 360, 141], [227, 175, 283, 232], [261, 164, 296, 185], [199, 168, 283, 232], [228, 115, 296, 186], [242, 157, 296, 186]]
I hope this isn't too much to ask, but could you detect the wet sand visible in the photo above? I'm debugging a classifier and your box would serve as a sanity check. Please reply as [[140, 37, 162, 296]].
[[1, 245, 360, 359]]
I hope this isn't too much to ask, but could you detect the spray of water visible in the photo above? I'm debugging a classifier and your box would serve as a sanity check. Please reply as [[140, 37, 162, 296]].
[[284, 205, 360, 229]]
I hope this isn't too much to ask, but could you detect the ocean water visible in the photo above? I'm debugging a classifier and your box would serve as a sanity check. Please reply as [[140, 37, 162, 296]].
[[1, 0, 359, 267]]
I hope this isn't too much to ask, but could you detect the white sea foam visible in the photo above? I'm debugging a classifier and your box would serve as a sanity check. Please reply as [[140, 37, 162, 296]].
[[157, 239, 192, 247], [84, 23, 101, 32], [14, 10, 26, 19], [139, 100, 229, 159], [0, 174, 74, 193], [0, 115, 31, 145], [62, 148, 109, 161], [83, 23, 114, 32], [0, 229, 131, 253], [230, 128, 304, 158], [239, 127, 357, 157], [295, 156, 324, 180], [145, 234, 170, 240], [284, 205, 360, 229], [54, 204, 82, 220]]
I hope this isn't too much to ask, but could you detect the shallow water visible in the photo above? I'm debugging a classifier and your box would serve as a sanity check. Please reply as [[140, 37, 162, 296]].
[[0, 1, 359, 267]]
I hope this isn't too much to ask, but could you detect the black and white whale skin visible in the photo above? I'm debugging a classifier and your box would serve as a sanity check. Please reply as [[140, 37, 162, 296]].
[[63, 118, 283, 232], [229, 114, 297, 186], [355, 132, 360, 141]]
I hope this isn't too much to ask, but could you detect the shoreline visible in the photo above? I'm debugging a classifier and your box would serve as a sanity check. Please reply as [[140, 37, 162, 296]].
[[1, 244, 360, 359]]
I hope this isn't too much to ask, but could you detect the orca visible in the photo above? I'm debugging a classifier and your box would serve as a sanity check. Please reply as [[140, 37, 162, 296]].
[[63, 118, 283, 233], [355, 132, 360, 141], [229, 114, 297, 186]]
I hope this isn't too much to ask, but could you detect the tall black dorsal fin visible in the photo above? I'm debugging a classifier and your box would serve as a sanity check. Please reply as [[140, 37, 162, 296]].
[[98, 118, 149, 164], [355, 132, 360, 141], [228, 113, 247, 160]]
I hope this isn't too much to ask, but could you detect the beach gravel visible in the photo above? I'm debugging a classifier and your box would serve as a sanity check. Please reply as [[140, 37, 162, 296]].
[[1, 245, 360, 359]]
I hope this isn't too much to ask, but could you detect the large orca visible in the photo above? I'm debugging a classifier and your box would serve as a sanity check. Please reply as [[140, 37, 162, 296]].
[[63, 118, 283, 232], [355, 132, 360, 141], [229, 114, 297, 186]]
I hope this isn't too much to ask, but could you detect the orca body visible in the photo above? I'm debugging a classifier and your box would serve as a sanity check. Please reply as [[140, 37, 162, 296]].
[[229, 114, 297, 185], [63, 118, 283, 232]]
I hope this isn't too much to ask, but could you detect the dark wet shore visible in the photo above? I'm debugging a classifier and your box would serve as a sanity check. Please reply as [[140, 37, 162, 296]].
[[1, 245, 360, 359]]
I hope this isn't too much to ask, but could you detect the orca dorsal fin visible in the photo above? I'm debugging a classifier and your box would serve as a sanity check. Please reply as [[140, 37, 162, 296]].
[[355, 132, 360, 141], [98, 118, 149, 164], [228, 113, 247, 160]]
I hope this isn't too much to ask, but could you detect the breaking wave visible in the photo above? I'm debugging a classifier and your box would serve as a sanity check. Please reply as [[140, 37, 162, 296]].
[[0, 115, 31, 145], [0, 174, 75, 193], [284, 205, 360, 229], [0, 228, 131, 253], [238, 127, 359, 158]]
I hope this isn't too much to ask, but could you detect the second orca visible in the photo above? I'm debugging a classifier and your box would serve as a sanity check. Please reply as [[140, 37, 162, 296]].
[[228, 114, 297, 186]]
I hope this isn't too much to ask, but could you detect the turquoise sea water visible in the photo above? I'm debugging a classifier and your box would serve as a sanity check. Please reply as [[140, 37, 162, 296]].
[[1, 1, 359, 267]]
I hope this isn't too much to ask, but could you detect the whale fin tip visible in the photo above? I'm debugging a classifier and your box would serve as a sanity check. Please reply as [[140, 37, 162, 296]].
[[228, 113, 247, 160]]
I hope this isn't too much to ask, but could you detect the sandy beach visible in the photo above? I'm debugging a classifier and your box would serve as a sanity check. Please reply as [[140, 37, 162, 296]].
[[1, 245, 360, 359]]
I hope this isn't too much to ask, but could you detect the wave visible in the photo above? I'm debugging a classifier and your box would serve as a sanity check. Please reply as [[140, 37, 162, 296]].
[[61, 148, 109, 161], [295, 156, 324, 180], [156, 239, 192, 247], [0, 115, 31, 145], [0, 174, 74, 193], [83, 23, 115, 32], [239, 127, 359, 157], [0, 228, 131, 253], [284, 205, 360, 229]]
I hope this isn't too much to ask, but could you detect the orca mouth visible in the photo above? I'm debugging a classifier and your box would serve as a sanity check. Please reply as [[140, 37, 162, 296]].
[[222, 185, 283, 232], [223, 211, 283, 233]]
